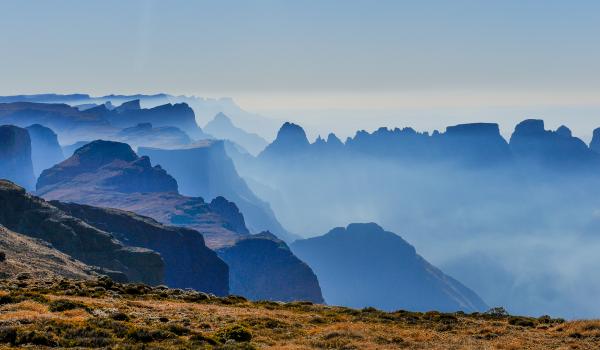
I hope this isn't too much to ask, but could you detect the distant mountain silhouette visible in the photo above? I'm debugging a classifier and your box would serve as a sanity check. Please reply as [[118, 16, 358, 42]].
[[25, 124, 65, 177], [116, 123, 192, 150], [139, 141, 297, 242], [217, 231, 323, 303], [261, 121, 512, 166], [204, 113, 268, 155], [0, 180, 163, 284], [259, 122, 310, 160], [0, 125, 36, 190], [509, 119, 599, 170], [0, 100, 208, 145], [291, 223, 487, 312], [0, 93, 281, 140]]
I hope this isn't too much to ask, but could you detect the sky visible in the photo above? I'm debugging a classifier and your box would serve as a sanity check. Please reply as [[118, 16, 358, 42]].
[[1, 0, 600, 139]]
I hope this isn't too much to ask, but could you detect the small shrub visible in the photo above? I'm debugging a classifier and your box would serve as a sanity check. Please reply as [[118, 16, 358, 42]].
[[16, 330, 57, 347], [216, 324, 252, 343], [49, 299, 88, 312], [508, 316, 536, 327], [0, 326, 17, 345], [127, 327, 175, 343], [110, 311, 130, 321], [189, 332, 218, 345], [167, 323, 190, 335]]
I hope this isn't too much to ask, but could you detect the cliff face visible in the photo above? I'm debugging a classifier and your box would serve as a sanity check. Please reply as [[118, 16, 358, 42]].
[[0, 125, 36, 190], [291, 223, 487, 312], [0, 180, 164, 285], [139, 141, 295, 242], [25, 124, 65, 176], [217, 232, 323, 303], [52, 201, 229, 296]]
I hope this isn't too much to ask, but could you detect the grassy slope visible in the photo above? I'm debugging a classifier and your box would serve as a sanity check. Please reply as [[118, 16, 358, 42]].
[[0, 277, 598, 349]]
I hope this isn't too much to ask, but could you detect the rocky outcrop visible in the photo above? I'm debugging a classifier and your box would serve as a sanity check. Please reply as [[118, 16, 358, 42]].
[[52, 201, 229, 295], [36, 140, 249, 248], [204, 113, 268, 155], [37, 140, 178, 193], [0, 225, 100, 280], [440, 123, 511, 165], [217, 232, 323, 303], [25, 124, 65, 176], [116, 123, 192, 150], [509, 119, 597, 169], [291, 223, 487, 312], [0, 180, 164, 285], [0, 125, 36, 190], [139, 141, 295, 242]]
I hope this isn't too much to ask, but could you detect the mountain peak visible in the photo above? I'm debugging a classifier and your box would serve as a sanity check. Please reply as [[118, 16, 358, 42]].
[[73, 140, 138, 165], [514, 119, 545, 135], [213, 112, 233, 124], [259, 122, 310, 158], [37, 140, 178, 194], [556, 125, 572, 138]]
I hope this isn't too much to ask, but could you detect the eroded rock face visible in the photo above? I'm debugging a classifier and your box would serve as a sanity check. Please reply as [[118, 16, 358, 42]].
[[291, 223, 487, 312], [217, 232, 323, 303], [25, 124, 65, 176], [0, 125, 36, 190], [0, 180, 164, 285], [52, 202, 229, 295]]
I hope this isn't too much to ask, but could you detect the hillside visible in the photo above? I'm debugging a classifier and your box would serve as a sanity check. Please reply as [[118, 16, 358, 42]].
[[0, 276, 593, 349], [0, 226, 97, 280]]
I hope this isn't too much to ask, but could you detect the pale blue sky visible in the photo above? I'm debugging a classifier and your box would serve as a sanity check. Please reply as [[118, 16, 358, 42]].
[[1, 0, 600, 137]]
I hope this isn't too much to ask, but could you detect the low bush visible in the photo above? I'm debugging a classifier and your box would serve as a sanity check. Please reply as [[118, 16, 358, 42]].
[[216, 324, 252, 343], [48, 299, 88, 312]]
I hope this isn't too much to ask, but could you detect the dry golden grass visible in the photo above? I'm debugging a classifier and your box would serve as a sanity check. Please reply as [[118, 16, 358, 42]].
[[0, 277, 597, 349]]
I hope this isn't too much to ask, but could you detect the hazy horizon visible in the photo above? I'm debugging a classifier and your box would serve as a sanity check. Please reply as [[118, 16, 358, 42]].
[[2, 0, 600, 141]]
